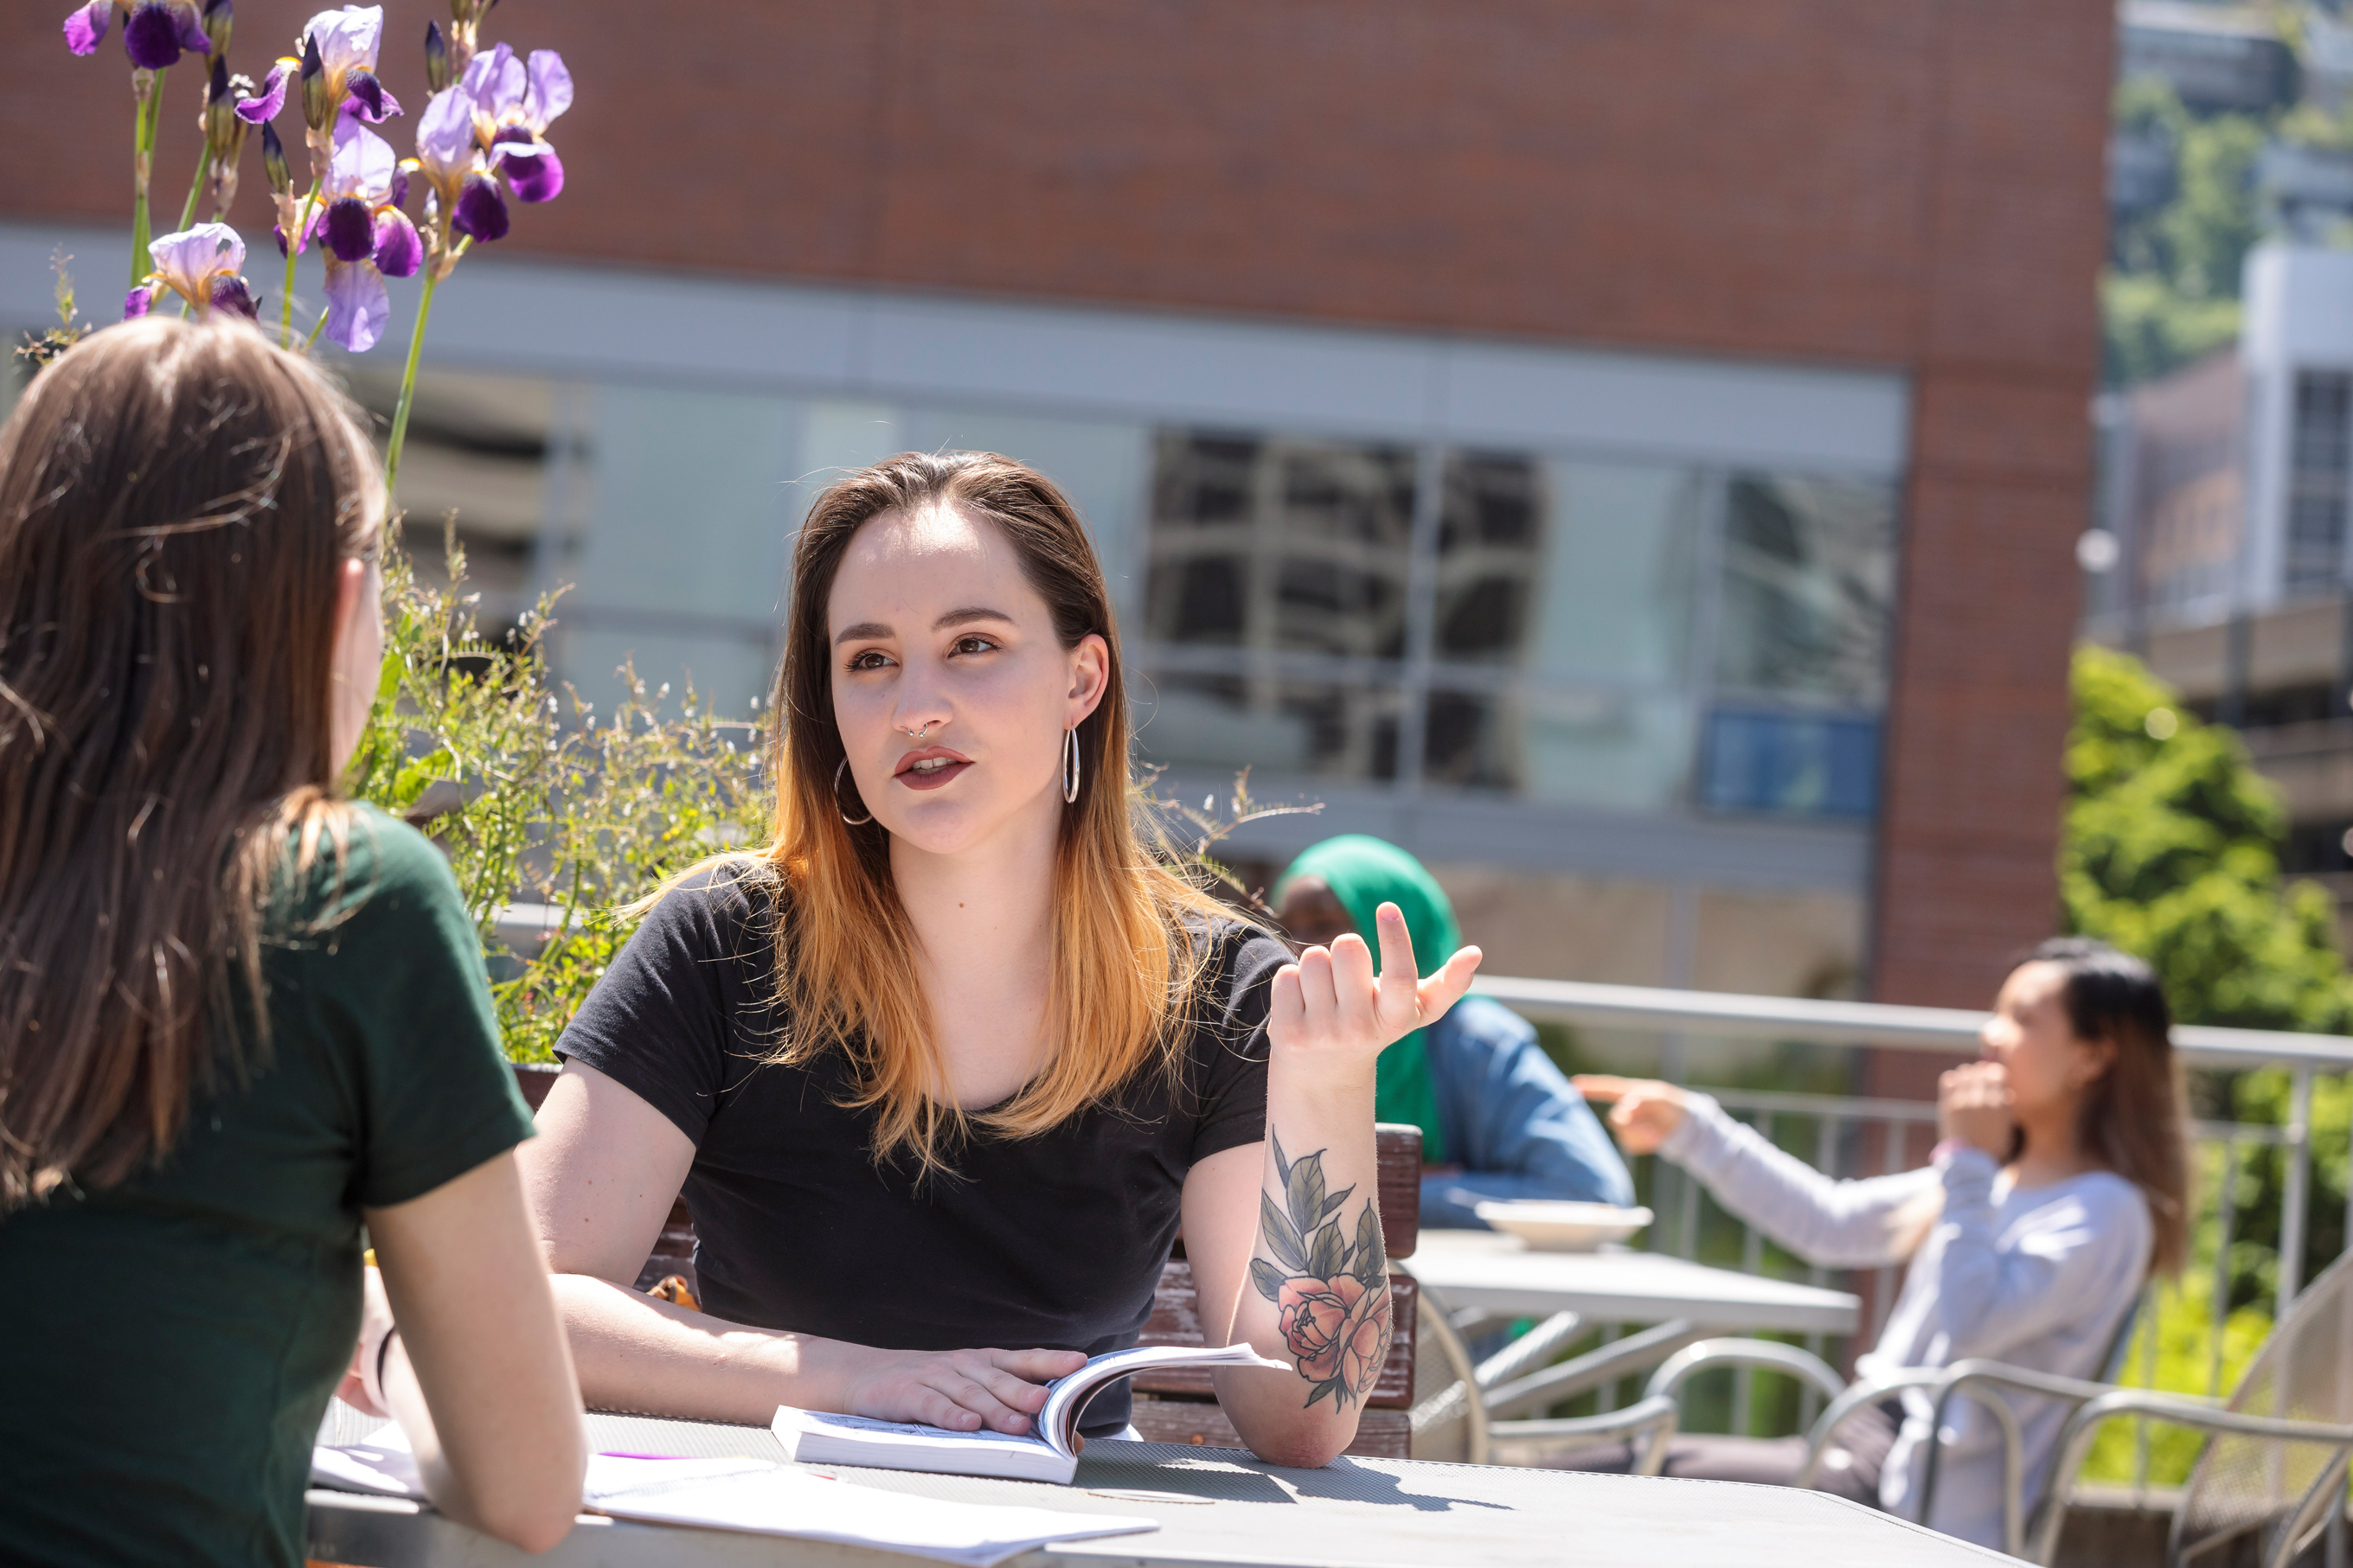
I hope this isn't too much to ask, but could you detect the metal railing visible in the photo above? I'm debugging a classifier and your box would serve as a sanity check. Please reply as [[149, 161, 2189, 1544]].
[[1470, 975, 2351, 1469]]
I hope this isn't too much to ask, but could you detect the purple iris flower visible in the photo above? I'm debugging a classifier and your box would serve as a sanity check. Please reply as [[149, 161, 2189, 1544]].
[[462, 42, 572, 204], [236, 54, 292, 123], [65, 1, 210, 67], [413, 82, 505, 242], [300, 5, 401, 123], [124, 222, 258, 322], [314, 116, 420, 351]]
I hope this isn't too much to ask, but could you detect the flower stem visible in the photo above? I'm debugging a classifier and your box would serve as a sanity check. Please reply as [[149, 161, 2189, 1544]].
[[176, 158, 205, 236], [305, 304, 330, 350], [131, 68, 168, 287], [382, 267, 441, 499], [279, 186, 318, 350]]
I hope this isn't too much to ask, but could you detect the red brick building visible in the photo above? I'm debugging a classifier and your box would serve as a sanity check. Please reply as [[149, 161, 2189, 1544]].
[[0, 2, 2114, 1082]]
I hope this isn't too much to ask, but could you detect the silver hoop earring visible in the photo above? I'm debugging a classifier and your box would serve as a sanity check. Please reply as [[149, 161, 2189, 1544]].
[[1062, 726, 1080, 805], [834, 757, 873, 826]]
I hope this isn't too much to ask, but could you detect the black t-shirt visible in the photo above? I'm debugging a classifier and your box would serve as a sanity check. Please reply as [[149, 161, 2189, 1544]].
[[556, 865, 1282, 1435]]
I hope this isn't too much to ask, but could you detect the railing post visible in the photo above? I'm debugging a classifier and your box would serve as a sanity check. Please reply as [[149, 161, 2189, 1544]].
[[2212, 1137, 2240, 1399], [2280, 1065, 2315, 1313]]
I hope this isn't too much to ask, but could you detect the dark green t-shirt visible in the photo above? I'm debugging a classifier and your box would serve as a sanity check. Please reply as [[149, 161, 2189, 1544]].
[[0, 804, 535, 1568]]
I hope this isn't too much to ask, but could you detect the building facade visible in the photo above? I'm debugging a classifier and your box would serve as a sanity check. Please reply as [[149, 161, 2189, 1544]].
[[2100, 242, 2353, 932], [0, 1, 2115, 1078]]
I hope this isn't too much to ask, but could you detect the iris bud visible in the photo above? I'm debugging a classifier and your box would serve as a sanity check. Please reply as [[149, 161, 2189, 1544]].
[[260, 119, 291, 196], [299, 31, 330, 131], [201, 0, 232, 58], [202, 56, 235, 148], [423, 20, 449, 93]]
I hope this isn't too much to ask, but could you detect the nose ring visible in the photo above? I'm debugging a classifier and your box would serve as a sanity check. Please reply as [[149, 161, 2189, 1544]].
[[904, 720, 935, 739]]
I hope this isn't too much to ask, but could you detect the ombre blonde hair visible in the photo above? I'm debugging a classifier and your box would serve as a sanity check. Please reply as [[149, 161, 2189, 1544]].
[[656, 451, 1237, 1176]]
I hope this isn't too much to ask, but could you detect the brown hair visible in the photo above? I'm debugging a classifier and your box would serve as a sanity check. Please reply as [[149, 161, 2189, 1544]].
[[2032, 937, 2191, 1276], [651, 451, 1231, 1176], [0, 316, 383, 1210]]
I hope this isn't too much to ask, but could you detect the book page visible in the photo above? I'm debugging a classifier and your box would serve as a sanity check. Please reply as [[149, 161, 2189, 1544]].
[[1039, 1342, 1294, 1454]]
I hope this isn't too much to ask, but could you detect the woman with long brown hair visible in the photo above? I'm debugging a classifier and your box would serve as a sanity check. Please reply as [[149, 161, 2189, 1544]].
[[524, 451, 1480, 1465], [0, 317, 586, 1565], [1570, 938, 2190, 1549]]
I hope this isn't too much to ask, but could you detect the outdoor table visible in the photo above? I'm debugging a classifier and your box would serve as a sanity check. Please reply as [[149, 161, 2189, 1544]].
[[306, 1410, 2016, 1566], [1400, 1232, 1863, 1417], [1402, 1231, 1860, 1334]]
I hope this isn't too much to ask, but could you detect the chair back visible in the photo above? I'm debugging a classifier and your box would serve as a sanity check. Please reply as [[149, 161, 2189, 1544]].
[[2174, 1248, 2353, 1566]]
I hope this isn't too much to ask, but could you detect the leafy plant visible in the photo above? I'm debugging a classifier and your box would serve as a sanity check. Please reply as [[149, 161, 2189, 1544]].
[[342, 522, 769, 1060]]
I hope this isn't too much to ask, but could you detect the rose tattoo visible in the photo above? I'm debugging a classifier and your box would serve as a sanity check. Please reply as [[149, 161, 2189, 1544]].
[[1249, 1132, 1392, 1409]]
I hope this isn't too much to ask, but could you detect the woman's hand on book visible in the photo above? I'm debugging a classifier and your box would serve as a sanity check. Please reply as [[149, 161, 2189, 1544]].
[[1268, 902, 1481, 1073], [842, 1346, 1087, 1436]]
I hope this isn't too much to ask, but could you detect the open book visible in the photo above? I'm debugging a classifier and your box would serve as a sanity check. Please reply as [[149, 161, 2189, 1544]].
[[773, 1341, 1292, 1484]]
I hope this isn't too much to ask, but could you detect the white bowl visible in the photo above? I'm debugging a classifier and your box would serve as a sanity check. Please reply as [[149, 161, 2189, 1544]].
[[1473, 1200, 1653, 1251]]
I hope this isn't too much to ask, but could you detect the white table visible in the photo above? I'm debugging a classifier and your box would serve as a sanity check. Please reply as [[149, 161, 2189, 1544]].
[[306, 1412, 2018, 1567], [1404, 1232, 1859, 1335], [1401, 1232, 1861, 1418]]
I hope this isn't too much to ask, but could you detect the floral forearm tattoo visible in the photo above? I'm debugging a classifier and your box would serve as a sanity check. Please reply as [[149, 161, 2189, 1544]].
[[1248, 1131, 1391, 1410]]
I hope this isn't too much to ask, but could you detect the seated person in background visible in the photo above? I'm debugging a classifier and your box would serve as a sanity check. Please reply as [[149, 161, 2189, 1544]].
[[1566, 938, 2187, 1552], [1273, 835, 1632, 1226], [0, 318, 586, 1566]]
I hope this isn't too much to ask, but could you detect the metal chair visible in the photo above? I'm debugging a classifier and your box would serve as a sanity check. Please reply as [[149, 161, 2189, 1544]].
[[1697, 1253, 2353, 1565], [1406, 1284, 1490, 1463], [2030, 1246, 2353, 1568]]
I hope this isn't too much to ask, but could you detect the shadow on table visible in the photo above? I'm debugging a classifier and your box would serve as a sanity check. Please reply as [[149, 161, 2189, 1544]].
[[1076, 1447, 1511, 1514]]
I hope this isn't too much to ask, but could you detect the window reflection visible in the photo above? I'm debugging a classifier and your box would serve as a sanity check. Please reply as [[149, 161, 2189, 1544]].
[[1714, 474, 1895, 705], [1132, 672, 1401, 782], [1702, 709, 1880, 818], [1425, 686, 1693, 811], [1146, 432, 1416, 659]]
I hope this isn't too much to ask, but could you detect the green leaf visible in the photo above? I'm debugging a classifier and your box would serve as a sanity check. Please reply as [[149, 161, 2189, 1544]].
[[1260, 1192, 1307, 1272], [1248, 1258, 1288, 1302], [1304, 1378, 1337, 1410], [1285, 1148, 1326, 1238], [1318, 1185, 1354, 1223], [1309, 1222, 1347, 1282], [1353, 1207, 1386, 1284], [1269, 1130, 1292, 1189]]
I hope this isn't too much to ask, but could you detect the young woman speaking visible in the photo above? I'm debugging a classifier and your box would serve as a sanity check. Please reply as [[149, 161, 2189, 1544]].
[[527, 451, 1480, 1465]]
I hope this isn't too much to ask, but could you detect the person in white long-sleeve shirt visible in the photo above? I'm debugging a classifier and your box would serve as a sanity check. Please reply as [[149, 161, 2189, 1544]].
[[1568, 939, 2190, 1552]]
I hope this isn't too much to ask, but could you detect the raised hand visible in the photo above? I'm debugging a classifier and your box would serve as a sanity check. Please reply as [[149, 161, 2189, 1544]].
[[842, 1346, 1087, 1436], [1572, 1074, 1694, 1155], [1938, 1060, 2016, 1158], [1267, 901, 1482, 1065]]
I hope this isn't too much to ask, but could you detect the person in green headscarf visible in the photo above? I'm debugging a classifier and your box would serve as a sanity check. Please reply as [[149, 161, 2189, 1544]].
[[1273, 835, 1633, 1227]]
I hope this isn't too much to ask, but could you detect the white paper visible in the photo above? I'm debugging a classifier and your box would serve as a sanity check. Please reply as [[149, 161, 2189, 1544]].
[[583, 1456, 1156, 1568], [311, 1442, 1159, 1567]]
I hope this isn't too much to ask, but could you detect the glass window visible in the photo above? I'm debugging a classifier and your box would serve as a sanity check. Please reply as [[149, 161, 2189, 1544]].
[[2287, 370, 2351, 595], [1132, 673, 1401, 781], [1145, 432, 1416, 659], [1713, 473, 1896, 707], [1425, 685, 1693, 811], [1434, 456, 1700, 682], [1701, 709, 1880, 818]]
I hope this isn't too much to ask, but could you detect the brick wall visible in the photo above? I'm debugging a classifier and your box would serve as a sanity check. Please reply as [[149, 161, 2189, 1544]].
[[1, 0, 2113, 1033]]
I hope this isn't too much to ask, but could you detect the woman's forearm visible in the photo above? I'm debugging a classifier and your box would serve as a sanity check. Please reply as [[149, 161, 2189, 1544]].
[[550, 1273, 867, 1425], [1215, 1054, 1385, 1468]]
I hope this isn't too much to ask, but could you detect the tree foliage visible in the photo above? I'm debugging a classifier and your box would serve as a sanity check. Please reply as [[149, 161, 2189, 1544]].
[[2063, 644, 2350, 1320], [2104, 79, 2268, 387]]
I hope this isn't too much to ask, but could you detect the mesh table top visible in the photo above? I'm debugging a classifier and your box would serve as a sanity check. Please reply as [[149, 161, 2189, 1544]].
[[311, 1405, 2020, 1566]]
